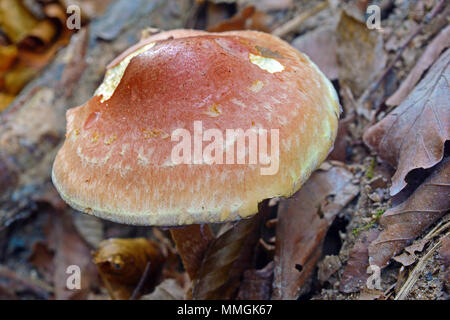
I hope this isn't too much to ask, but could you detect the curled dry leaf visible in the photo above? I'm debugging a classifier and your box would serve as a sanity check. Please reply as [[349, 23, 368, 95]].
[[0, 0, 72, 111], [340, 229, 381, 293], [392, 238, 428, 267], [368, 157, 450, 268], [93, 238, 165, 300], [364, 49, 450, 196], [273, 164, 359, 299], [0, 0, 39, 44]]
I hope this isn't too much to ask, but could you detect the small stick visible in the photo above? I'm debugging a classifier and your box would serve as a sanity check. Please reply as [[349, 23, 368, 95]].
[[129, 261, 152, 300], [272, 1, 329, 37], [395, 237, 443, 300]]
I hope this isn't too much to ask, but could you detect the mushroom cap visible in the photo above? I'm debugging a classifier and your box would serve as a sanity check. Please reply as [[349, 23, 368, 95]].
[[52, 29, 340, 226]]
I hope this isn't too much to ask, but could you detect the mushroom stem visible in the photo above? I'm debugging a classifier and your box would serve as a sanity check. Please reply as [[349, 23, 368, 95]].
[[169, 224, 215, 280]]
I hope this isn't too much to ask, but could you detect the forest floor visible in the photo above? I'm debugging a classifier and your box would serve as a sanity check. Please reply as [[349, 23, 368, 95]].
[[0, 0, 448, 300]]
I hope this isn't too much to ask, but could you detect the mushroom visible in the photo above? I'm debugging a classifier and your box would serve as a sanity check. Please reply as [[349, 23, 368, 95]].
[[52, 29, 340, 290]]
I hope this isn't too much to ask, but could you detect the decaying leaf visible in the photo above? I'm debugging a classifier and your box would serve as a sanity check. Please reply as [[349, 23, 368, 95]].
[[0, 0, 39, 44], [207, 6, 272, 33], [47, 209, 99, 300], [392, 238, 428, 267], [28, 240, 55, 284], [368, 157, 450, 268], [170, 224, 214, 281], [364, 49, 450, 196], [340, 229, 381, 293], [236, 262, 274, 300], [292, 25, 338, 80], [273, 164, 359, 299], [317, 255, 342, 284], [192, 207, 267, 300], [336, 10, 387, 99], [0, 0, 72, 111], [93, 238, 165, 300]]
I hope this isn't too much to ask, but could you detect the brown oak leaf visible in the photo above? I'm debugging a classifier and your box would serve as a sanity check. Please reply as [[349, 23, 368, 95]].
[[93, 238, 165, 299], [273, 164, 359, 299], [368, 157, 450, 268], [364, 49, 450, 195]]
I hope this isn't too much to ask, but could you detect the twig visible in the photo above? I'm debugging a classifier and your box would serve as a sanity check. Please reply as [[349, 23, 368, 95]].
[[358, 0, 446, 106], [129, 261, 152, 300], [272, 1, 329, 37], [394, 235, 445, 300]]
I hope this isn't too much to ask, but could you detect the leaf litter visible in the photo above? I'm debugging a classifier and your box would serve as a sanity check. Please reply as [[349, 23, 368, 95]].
[[1, 0, 450, 301]]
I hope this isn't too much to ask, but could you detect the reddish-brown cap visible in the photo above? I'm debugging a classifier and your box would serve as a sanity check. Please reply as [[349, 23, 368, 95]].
[[52, 29, 340, 226]]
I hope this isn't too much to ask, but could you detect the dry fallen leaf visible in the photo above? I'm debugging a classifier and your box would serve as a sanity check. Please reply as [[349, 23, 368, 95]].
[[0, 1, 72, 111], [336, 10, 387, 99], [392, 238, 428, 267], [207, 6, 273, 33], [0, 0, 39, 44], [0, 45, 18, 72], [291, 25, 338, 80], [368, 157, 450, 268], [93, 238, 165, 300], [340, 229, 381, 293], [364, 49, 450, 196], [236, 262, 274, 300], [317, 255, 342, 284], [273, 164, 359, 299], [170, 224, 214, 281], [46, 209, 99, 300], [28, 240, 55, 284]]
